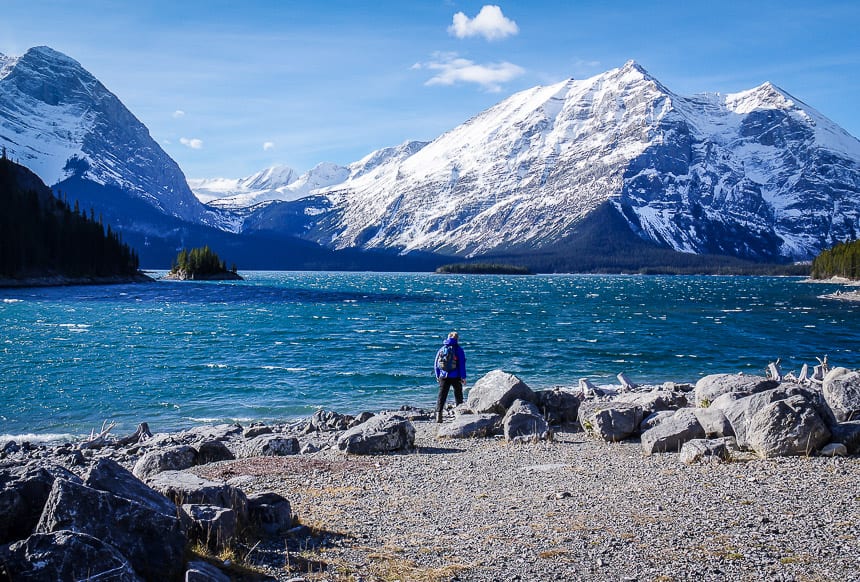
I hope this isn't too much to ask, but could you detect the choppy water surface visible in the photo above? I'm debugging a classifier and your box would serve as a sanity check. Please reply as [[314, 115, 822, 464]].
[[1, 272, 857, 438]]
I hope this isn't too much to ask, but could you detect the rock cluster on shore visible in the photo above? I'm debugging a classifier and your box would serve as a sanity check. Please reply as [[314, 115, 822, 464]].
[[1, 362, 858, 580]]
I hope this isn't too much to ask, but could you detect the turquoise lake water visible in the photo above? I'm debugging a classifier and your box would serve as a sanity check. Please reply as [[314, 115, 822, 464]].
[[1, 272, 858, 440]]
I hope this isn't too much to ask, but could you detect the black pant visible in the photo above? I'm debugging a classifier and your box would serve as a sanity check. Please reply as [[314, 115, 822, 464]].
[[436, 377, 464, 412]]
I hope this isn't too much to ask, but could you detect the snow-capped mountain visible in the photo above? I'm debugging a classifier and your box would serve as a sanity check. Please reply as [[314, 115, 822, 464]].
[[190, 140, 428, 211], [0, 46, 205, 223], [234, 61, 860, 262]]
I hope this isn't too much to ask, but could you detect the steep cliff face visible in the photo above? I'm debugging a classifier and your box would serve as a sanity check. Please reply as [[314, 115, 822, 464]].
[[0, 46, 206, 223], [239, 61, 860, 262]]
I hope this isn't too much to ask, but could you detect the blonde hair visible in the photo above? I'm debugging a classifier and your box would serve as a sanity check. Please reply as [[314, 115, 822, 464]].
[[448, 331, 459, 339]]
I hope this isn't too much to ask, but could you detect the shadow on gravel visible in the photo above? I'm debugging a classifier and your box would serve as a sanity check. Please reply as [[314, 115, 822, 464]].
[[244, 525, 356, 579], [416, 445, 466, 454]]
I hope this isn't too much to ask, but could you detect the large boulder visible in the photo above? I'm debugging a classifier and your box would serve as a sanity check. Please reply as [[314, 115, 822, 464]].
[[822, 367, 860, 422], [35, 478, 186, 581], [0, 463, 80, 544], [466, 370, 535, 414], [132, 444, 198, 480], [746, 395, 832, 458], [83, 458, 176, 517], [578, 401, 644, 442], [336, 412, 415, 454], [195, 439, 236, 465], [829, 421, 860, 454], [641, 409, 706, 455], [694, 374, 778, 407], [436, 414, 501, 439], [722, 386, 808, 448], [614, 389, 687, 418], [0, 530, 142, 581], [534, 388, 581, 424], [247, 492, 293, 536], [180, 503, 237, 552], [186, 559, 231, 582], [679, 438, 734, 465], [238, 435, 300, 458], [692, 407, 735, 438], [503, 399, 550, 442], [305, 409, 355, 432], [145, 471, 249, 523]]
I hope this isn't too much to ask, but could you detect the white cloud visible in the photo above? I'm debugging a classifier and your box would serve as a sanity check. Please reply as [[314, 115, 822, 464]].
[[172, 110, 186, 119], [263, 141, 275, 151], [179, 137, 203, 149], [416, 53, 525, 92], [448, 5, 519, 41]]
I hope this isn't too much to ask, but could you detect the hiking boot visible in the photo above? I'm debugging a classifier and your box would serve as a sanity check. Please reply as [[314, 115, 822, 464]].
[[435, 410, 443, 423]]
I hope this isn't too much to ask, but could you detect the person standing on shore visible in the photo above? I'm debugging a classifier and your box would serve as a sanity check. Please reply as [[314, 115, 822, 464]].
[[434, 331, 467, 423]]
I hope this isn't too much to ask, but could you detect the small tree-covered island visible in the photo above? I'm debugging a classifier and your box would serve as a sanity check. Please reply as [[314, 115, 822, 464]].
[[164, 246, 243, 281]]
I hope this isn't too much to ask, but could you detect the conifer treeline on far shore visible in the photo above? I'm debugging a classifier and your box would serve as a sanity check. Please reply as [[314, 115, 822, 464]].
[[811, 239, 860, 280], [0, 154, 140, 279]]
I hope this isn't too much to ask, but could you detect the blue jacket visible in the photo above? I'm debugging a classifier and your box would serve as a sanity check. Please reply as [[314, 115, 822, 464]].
[[434, 338, 467, 379]]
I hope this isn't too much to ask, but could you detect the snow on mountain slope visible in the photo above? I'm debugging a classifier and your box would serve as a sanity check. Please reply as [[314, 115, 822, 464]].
[[0, 46, 206, 223], [269, 61, 860, 261], [192, 140, 429, 211], [308, 62, 687, 255]]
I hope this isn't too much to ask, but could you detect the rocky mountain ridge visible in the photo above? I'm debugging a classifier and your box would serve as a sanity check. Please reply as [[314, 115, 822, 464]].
[[211, 61, 860, 262]]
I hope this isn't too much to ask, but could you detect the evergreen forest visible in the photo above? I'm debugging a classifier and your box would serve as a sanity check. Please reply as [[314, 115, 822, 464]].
[[811, 239, 860, 280], [0, 155, 140, 280]]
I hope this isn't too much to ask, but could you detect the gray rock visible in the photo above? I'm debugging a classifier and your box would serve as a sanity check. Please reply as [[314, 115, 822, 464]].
[[132, 444, 198, 479], [829, 421, 860, 454], [819, 443, 848, 457], [186, 559, 231, 582], [181, 503, 237, 552], [238, 434, 300, 458], [243, 423, 273, 439], [679, 438, 734, 465], [694, 374, 778, 407], [436, 414, 501, 439], [614, 389, 687, 417], [195, 439, 236, 465], [578, 401, 644, 442], [641, 409, 706, 455], [822, 367, 860, 422], [747, 395, 832, 458], [84, 457, 176, 518], [145, 471, 249, 523], [0, 463, 80, 544], [0, 530, 142, 581], [722, 386, 809, 448], [466, 370, 536, 414], [247, 491, 293, 536], [183, 423, 243, 442], [534, 388, 582, 424], [503, 399, 550, 442], [692, 407, 735, 438], [35, 478, 186, 581], [639, 410, 676, 433], [306, 409, 355, 432], [337, 412, 416, 454]]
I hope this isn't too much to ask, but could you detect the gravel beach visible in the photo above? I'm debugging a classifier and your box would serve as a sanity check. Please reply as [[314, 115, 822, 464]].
[[194, 420, 860, 582]]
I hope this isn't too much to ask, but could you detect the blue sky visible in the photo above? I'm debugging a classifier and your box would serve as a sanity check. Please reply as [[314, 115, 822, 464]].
[[2, 1, 859, 179]]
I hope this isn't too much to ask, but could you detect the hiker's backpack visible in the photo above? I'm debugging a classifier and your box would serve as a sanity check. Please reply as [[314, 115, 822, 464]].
[[437, 344, 458, 374]]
